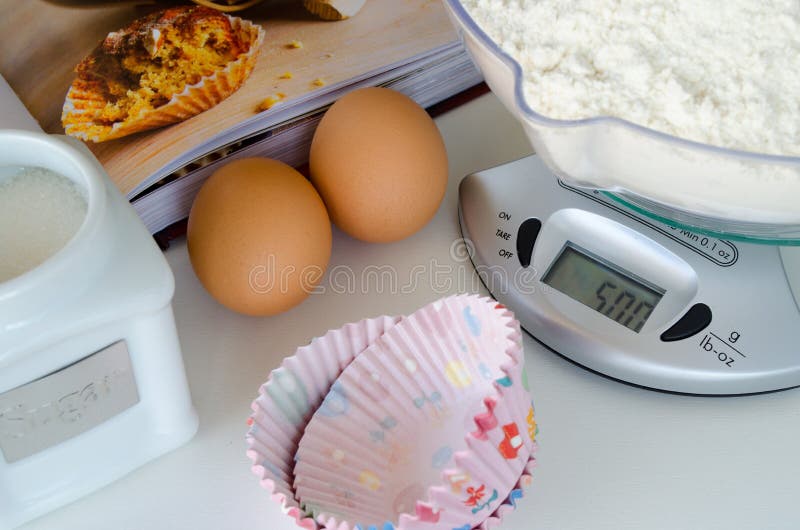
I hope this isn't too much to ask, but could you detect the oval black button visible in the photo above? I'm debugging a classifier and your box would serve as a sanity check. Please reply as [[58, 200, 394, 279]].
[[516, 218, 541, 268], [660, 303, 712, 342]]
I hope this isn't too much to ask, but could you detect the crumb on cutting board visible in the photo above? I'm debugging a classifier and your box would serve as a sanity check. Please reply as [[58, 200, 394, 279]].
[[287, 40, 303, 49], [312, 78, 326, 87], [279, 71, 293, 79]]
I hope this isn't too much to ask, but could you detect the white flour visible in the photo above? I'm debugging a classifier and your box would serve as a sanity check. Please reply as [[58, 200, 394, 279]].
[[462, 0, 800, 157]]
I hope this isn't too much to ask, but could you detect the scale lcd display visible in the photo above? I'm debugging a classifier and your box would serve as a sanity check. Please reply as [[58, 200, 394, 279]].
[[542, 243, 664, 333]]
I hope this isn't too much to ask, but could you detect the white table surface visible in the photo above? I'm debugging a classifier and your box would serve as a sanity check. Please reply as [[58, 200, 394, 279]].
[[22, 94, 800, 530]]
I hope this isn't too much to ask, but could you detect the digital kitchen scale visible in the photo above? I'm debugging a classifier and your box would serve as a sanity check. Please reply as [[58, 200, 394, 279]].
[[458, 155, 800, 395]]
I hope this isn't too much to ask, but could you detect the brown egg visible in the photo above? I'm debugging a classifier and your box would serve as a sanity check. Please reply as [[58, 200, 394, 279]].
[[187, 158, 331, 316], [309, 87, 448, 243]]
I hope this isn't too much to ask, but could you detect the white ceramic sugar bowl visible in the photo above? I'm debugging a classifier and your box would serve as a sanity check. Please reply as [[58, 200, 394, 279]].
[[0, 130, 198, 529]]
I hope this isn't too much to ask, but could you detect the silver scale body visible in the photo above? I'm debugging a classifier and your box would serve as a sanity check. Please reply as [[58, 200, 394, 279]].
[[458, 155, 800, 395]]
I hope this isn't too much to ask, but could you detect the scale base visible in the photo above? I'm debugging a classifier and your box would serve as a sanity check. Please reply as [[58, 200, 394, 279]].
[[458, 156, 800, 395]]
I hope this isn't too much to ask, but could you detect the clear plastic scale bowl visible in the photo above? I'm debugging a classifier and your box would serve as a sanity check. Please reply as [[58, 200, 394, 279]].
[[443, 1, 800, 245]]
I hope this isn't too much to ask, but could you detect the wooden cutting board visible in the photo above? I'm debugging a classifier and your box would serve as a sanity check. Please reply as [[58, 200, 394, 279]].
[[0, 0, 458, 195]]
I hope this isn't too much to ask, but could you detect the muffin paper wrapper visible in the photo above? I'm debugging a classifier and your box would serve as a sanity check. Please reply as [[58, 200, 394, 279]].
[[294, 295, 532, 530], [247, 315, 401, 526], [246, 295, 538, 530], [62, 15, 264, 142]]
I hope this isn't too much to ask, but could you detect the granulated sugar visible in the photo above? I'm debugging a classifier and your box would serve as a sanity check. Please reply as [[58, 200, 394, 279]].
[[0, 167, 87, 283], [463, 0, 800, 156]]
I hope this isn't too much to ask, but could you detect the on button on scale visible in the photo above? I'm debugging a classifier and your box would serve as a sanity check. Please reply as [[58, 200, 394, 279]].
[[516, 218, 541, 267]]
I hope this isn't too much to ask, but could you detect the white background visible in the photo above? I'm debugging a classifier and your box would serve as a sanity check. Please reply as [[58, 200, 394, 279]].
[[22, 94, 800, 530]]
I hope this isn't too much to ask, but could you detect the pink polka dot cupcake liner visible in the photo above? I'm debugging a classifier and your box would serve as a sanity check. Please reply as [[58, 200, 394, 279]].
[[246, 295, 538, 530]]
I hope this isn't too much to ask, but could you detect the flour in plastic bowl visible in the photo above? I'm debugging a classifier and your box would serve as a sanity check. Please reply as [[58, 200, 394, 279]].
[[456, 0, 800, 228], [462, 0, 800, 157]]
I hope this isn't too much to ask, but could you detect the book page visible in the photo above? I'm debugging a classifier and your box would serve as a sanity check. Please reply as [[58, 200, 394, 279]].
[[0, 0, 458, 196]]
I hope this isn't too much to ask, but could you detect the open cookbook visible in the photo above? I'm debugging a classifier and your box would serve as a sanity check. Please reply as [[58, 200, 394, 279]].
[[0, 0, 482, 234]]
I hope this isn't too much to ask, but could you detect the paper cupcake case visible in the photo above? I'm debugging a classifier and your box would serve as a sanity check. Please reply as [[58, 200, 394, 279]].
[[293, 295, 533, 530], [474, 454, 537, 530], [246, 295, 538, 530], [62, 15, 265, 142], [247, 315, 402, 528], [305, 455, 538, 530]]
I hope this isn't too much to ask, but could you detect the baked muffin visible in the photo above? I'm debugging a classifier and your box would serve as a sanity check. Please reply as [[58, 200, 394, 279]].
[[62, 6, 265, 142]]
